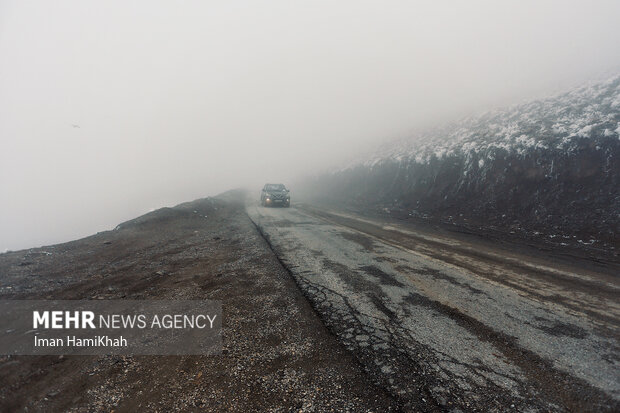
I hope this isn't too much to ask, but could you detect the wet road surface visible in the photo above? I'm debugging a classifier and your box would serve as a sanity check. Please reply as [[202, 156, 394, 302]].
[[247, 201, 619, 412]]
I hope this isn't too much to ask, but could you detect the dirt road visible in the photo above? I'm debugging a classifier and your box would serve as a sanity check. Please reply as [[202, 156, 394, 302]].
[[247, 201, 620, 412]]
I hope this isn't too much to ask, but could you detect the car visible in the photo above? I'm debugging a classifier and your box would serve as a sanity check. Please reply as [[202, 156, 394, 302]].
[[261, 183, 290, 207]]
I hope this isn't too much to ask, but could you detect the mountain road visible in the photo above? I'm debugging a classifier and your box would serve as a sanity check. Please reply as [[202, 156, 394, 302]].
[[247, 200, 620, 412]]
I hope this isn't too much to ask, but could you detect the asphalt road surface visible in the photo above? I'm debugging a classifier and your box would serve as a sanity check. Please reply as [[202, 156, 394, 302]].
[[247, 200, 619, 412]]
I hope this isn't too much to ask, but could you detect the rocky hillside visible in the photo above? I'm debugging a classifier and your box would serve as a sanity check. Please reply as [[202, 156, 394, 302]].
[[305, 75, 620, 250]]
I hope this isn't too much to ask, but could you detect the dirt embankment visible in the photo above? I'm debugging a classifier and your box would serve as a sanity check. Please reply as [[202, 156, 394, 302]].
[[0, 191, 397, 412], [302, 136, 620, 259]]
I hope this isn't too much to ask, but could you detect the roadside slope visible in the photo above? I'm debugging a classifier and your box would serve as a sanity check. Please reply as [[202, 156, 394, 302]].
[[302, 75, 620, 253], [0, 190, 397, 412]]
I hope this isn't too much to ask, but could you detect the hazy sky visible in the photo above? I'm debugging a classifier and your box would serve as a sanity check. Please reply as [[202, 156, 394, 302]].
[[1, 1, 620, 251]]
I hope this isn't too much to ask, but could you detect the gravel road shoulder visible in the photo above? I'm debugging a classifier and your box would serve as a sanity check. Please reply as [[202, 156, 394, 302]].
[[0, 190, 398, 412]]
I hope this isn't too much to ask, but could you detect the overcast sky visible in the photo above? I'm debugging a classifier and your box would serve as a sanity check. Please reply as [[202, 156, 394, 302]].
[[1, 0, 620, 251]]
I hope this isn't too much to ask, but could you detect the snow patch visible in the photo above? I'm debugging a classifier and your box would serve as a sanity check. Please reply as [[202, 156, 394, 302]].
[[347, 74, 620, 170]]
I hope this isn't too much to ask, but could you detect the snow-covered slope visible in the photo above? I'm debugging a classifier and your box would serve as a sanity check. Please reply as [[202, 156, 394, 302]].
[[305, 75, 620, 250], [365, 75, 620, 167]]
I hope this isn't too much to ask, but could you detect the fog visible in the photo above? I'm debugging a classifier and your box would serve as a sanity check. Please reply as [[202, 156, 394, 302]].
[[1, 0, 620, 251]]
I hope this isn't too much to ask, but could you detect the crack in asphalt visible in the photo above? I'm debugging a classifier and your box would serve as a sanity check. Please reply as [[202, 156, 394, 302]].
[[246, 202, 619, 412]]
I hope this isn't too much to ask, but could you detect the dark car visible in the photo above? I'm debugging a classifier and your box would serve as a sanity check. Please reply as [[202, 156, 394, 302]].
[[261, 183, 290, 207]]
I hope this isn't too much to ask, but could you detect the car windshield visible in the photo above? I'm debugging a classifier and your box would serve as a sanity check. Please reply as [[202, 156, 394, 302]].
[[265, 184, 286, 191]]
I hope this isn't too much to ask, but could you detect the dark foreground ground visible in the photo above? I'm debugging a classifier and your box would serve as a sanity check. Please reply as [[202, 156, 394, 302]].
[[0, 191, 397, 412]]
